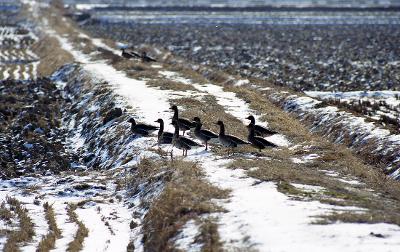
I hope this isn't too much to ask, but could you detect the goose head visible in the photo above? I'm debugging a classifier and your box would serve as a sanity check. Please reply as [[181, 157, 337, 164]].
[[154, 118, 164, 124], [193, 117, 201, 123], [128, 118, 136, 125], [246, 115, 255, 124]]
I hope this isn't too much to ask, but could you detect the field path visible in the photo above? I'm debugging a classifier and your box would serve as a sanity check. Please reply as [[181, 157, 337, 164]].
[[1, 1, 399, 251]]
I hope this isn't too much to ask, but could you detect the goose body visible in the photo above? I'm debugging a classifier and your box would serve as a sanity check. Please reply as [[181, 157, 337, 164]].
[[170, 105, 194, 135], [154, 119, 173, 144], [141, 52, 157, 62], [247, 124, 277, 152], [216, 121, 249, 150], [129, 118, 158, 136], [172, 122, 192, 156], [121, 48, 140, 59], [193, 117, 218, 150], [246, 115, 277, 136]]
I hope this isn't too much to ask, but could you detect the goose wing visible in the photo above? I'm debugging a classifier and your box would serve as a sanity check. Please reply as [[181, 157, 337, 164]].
[[159, 134, 173, 144], [130, 50, 141, 58], [146, 55, 157, 62], [254, 124, 277, 136], [133, 127, 150, 136], [227, 134, 249, 145], [255, 136, 278, 147], [162, 131, 174, 138], [180, 136, 202, 147], [173, 137, 191, 150], [200, 129, 218, 139], [178, 118, 194, 128], [250, 137, 266, 150], [219, 135, 237, 147], [136, 123, 158, 131]]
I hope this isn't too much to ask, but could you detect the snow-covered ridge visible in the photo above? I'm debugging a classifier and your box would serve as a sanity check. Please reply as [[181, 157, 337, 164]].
[[51, 64, 167, 251], [50, 61, 400, 252], [271, 92, 400, 179]]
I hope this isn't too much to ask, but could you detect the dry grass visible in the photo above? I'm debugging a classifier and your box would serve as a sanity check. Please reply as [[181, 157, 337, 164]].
[[0, 202, 13, 223], [229, 156, 400, 225], [160, 61, 400, 225], [139, 158, 228, 251], [3, 197, 35, 252], [147, 78, 197, 91], [37, 202, 62, 252], [42, 4, 400, 230], [195, 218, 223, 252], [226, 85, 312, 142], [166, 64, 208, 85], [31, 36, 74, 77], [0, 66, 5, 80], [66, 203, 89, 252]]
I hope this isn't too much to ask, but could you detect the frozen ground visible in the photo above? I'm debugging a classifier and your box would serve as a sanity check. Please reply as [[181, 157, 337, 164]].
[[29, 6, 400, 250], [268, 91, 400, 179], [0, 25, 39, 80], [1, 1, 399, 251]]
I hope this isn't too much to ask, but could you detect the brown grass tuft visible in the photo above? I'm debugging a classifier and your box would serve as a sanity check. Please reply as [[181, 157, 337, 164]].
[[3, 197, 35, 252], [140, 159, 228, 251], [37, 202, 62, 252], [66, 204, 89, 252]]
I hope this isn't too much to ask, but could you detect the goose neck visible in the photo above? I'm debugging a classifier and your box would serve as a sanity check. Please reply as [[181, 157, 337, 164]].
[[219, 123, 225, 136]]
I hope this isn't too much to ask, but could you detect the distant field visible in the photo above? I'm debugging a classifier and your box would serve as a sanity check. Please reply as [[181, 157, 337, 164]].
[[82, 9, 400, 133], [83, 12, 400, 92], [64, 0, 400, 8]]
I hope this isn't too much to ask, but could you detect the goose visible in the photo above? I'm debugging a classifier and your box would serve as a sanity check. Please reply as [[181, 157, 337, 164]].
[[154, 118, 173, 144], [121, 48, 140, 59], [141, 51, 157, 62], [246, 115, 277, 136], [170, 105, 194, 135], [193, 117, 218, 150], [171, 121, 193, 156], [215, 120, 249, 154], [128, 118, 158, 136], [247, 124, 277, 152]]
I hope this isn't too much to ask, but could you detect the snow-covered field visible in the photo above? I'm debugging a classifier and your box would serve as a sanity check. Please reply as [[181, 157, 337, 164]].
[[1, 1, 400, 251], [268, 91, 400, 179], [29, 8, 400, 250], [0, 25, 39, 80]]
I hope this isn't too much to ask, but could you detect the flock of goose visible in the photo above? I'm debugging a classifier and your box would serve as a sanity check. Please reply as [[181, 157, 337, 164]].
[[128, 105, 278, 156], [121, 48, 157, 62]]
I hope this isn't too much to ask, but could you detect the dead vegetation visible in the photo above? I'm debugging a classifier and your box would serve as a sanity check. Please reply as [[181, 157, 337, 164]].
[[3, 197, 35, 252], [0, 202, 13, 223], [66, 203, 89, 252], [159, 62, 400, 226], [28, 5, 400, 246], [195, 218, 223, 252], [37, 202, 61, 252], [31, 36, 73, 77], [134, 158, 228, 251], [147, 79, 197, 91], [320, 97, 400, 133]]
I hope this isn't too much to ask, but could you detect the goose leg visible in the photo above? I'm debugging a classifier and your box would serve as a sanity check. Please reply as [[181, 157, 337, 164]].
[[205, 141, 208, 151]]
